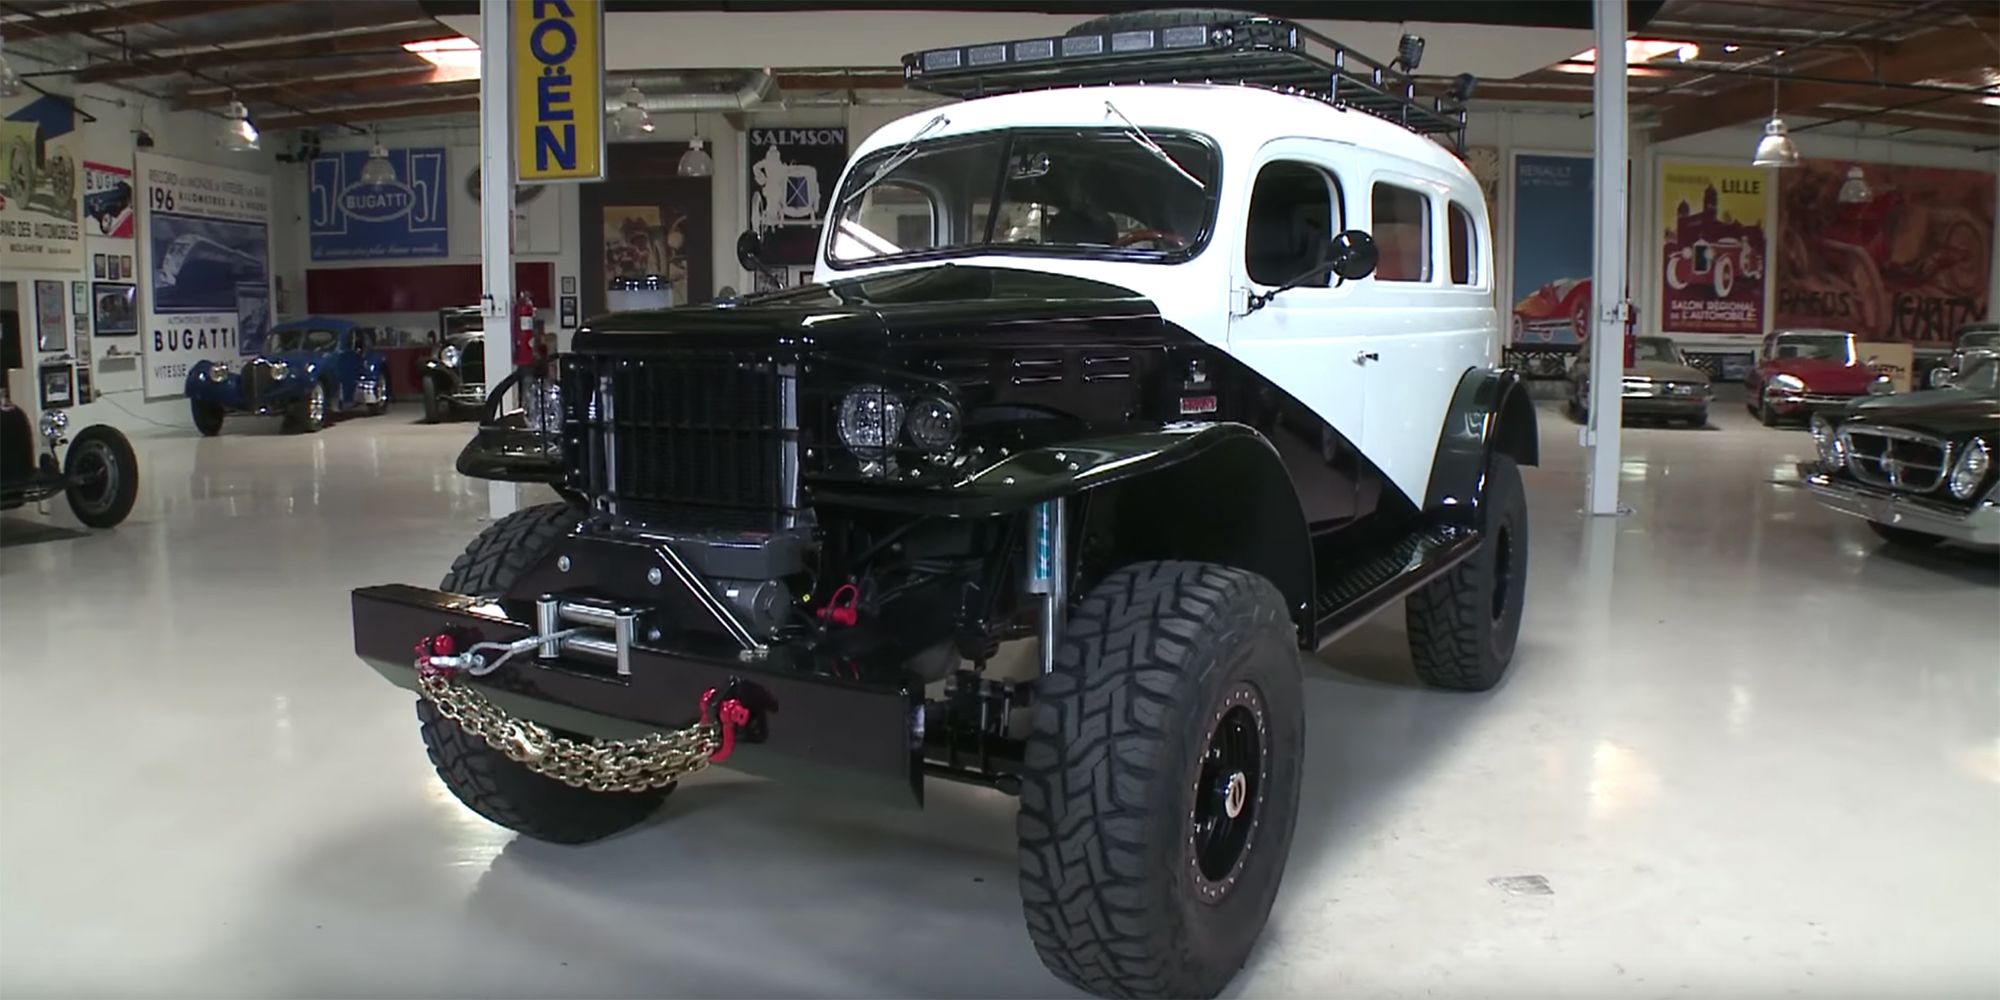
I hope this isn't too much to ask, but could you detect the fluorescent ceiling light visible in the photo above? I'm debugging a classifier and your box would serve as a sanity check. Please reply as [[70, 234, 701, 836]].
[[1558, 38, 1701, 75], [405, 36, 479, 82]]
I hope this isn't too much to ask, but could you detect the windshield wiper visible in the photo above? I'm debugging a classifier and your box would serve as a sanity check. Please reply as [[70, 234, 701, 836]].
[[836, 113, 950, 211], [1103, 101, 1204, 190]]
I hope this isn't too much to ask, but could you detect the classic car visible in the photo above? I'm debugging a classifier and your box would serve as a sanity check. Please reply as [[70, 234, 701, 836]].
[[1803, 351, 1998, 548], [419, 306, 487, 423], [1568, 334, 1713, 426], [1925, 322, 2000, 388], [1744, 328, 1889, 426], [1, 401, 141, 529], [184, 316, 389, 435], [1511, 276, 1591, 345], [84, 178, 132, 235]]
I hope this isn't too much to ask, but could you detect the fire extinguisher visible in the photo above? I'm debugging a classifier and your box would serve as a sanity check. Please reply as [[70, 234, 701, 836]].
[[512, 292, 540, 369]]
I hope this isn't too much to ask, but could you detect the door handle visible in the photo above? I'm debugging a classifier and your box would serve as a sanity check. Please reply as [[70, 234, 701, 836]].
[[1355, 351, 1380, 364]]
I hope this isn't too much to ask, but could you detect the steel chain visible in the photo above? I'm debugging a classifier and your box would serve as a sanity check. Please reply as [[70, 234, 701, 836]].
[[416, 670, 723, 792]]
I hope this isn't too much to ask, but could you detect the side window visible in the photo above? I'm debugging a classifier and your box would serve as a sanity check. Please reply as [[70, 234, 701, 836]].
[[834, 181, 937, 260], [1447, 202, 1477, 285], [1244, 160, 1344, 286], [1371, 182, 1431, 282]]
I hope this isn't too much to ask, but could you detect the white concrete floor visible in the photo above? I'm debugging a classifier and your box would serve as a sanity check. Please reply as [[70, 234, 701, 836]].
[[2, 400, 1996, 999]]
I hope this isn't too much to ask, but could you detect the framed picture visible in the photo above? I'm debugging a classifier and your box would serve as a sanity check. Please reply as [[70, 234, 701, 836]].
[[34, 279, 66, 352], [120, 254, 134, 280], [92, 282, 137, 336], [39, 362, 74, 409], [94, 254, 108, 279], [561, 275, 577, 295], [72, 281, 89, 322], [559, 295, 579, 329]]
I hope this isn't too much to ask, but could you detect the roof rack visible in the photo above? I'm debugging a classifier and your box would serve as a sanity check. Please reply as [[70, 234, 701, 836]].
[[901, 13, 1469, 153]]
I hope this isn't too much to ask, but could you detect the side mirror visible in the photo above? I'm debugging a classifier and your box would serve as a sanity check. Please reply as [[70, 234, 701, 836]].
[[1929, 366, 1955, 388], [1326, 230, 1379, 282], [735, 230, 767, 271]]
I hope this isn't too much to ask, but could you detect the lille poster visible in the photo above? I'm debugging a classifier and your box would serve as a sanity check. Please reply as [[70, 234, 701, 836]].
[[1658, 161, 1767, 336]]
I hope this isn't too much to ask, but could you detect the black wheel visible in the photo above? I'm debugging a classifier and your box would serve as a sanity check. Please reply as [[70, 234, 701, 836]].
[[1018, 561, 1303, 1000], [421, 378, 443, 424], [1406, 453, 1528, 692], [1866, 520, 1944, 550], [421, 503, 671, 844], [62, 425, 140, 529], [1757, 396, 1777, 426], [1066, 7, 1260, 35], [285, 381, 329, 433], [191, 399, 225, 437]]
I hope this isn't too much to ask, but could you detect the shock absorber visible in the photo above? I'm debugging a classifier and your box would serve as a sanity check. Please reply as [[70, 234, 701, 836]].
[[1026, 497, 1066, 675]]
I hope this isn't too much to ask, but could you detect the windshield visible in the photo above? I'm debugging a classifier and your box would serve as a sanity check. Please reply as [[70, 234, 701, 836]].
[[1962, 330, 2000, 350], [1773, 333, 1853, 363], [1955, 355, 2000, 394], [270, 329, 339, 353], [829, 127, 1218, 267], [1633, 338, 1679, 365]]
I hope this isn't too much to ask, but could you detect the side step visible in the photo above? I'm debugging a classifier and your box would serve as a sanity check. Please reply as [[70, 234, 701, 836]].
[[1311, 524, 1481, 646]]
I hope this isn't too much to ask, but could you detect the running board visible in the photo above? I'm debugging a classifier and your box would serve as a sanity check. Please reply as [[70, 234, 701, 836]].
[[1311, 524, 1482, 647]]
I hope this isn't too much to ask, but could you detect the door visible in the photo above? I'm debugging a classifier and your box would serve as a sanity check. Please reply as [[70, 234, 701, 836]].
[[333, 327, 369, 405], [1227, 142, 1366, 526]]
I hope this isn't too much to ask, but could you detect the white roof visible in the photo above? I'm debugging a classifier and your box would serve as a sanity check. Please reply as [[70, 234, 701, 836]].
[[853, 83, 1471, 185]]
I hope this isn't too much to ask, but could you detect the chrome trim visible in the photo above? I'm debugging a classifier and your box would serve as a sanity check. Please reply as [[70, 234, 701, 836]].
[[778, 361, 801, 530], [613, 608, 639, 677], [1029, 497, 1067, 676], [1803, 469, 2000, 546], [1839, 425, 1952, 493], [535, 595, 562, 659], [598, 370, 618, 517]]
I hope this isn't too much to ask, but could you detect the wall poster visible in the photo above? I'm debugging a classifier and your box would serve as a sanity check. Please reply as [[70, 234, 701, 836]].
[[308, 146, 449, 261], [0, 93, 85, 272], [136, 153, 272, 398], [1508, 153, 1595, 354], [578, 145, 711, 318], [1659, 161, 1767, 335], [83, 160, 135, 238], [746, 127, 847, 267], [1775, 160, 1994, 347]]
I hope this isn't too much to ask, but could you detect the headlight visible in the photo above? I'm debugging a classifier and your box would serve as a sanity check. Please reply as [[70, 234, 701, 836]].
[[837, 384, 906, 458], [1949, 439, 1991, 500], [524, 377, 562, 436], [1866, 374, 1894, 396], [1809, 415, 1843, 468], [37, 408, 68, 443], [208, 363, 231, 381], [440, 344, 462, 368], [268, 361, 290, 381], [906, 396, 962, 452], [1770, 374, 1806, 393]]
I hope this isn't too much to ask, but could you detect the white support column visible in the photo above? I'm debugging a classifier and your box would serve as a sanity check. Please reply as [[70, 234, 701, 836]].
[[479, 0, 520, 519], [1586, 0, 1629, 517]]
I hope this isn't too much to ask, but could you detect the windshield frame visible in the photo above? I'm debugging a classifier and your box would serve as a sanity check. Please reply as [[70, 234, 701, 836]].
[[270, 328, 340, 354], [824, 125, 1223, 272], [1772, 331, 1855, 364]]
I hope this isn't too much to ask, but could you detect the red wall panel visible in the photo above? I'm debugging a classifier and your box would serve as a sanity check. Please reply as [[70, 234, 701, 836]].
[[305, 263, 553, 314]]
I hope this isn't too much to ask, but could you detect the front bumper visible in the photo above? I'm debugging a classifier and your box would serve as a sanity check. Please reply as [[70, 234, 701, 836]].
[[1621, 392, 1708, 417], [1799, 465, 2000, 545], [351, 584, 923, 803], [1765, 390, 1859, 415]]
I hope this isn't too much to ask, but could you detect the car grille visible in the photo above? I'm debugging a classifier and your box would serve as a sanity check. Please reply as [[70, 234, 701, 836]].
[[459, 342, 486, 388], [1841, 426, 1951, 493], [564, 354, 795, 528], [243, 360, 277, 407]]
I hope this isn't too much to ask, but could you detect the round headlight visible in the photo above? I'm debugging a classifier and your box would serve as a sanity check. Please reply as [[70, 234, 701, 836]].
[[1770, 374, 1806, 392], [207, 363, 231, 381], [837, 384, 906, 458], [37, 408, 68, 441], [268, 361, 290, 381], [524, 377, 562, 436], [1949, 439, 1991, 500], [906, 396, 961, 452], [440, 344, 462, 368]]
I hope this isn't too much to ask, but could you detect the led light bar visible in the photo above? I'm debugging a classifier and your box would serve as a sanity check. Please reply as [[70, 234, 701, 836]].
[[900, 13, 1469, 150]]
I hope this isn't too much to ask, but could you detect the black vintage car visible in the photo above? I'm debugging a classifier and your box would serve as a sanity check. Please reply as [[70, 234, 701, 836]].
[[419, 306, 487, 423], [1, 401, 140, 529], [1803, 352, 1999, 549]]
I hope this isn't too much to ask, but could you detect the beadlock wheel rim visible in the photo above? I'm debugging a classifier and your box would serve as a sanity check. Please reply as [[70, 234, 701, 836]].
[[1190, 684, 1269, 901]]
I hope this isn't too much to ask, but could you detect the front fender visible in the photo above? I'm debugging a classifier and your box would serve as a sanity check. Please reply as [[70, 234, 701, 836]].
[[184, 362, 231, 400], [1423, 367, 1539, 529], [454, 368, 562, 483]]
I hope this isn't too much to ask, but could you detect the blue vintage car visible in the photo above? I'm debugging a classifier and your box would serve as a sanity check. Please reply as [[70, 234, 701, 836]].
[[185, 316, 389, 435]]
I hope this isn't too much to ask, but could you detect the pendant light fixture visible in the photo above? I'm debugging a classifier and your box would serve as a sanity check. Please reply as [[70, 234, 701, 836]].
[[358, 129, 397, 185], [0, 29, 22, 98], [611, 84, 655, 137], [219, 96, 260, 152], [1751, 78, 1798, 168], [678, 135, 714, 177], [1835, 127, 1872, 204]]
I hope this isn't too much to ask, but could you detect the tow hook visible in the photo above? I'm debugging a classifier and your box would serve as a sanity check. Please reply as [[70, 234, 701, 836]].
[[699, 686, 753, 763]]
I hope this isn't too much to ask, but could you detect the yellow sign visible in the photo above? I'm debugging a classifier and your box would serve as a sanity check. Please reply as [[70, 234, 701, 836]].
[[513, 0, 604, 183]]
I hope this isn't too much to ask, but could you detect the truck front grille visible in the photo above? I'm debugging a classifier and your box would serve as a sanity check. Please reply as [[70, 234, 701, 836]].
[[565, 354, 795, 528], [1842, 426, 1950, 494]]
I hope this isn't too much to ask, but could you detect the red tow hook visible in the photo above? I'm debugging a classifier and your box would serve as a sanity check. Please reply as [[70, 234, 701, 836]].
[[816, 583, 860, 627], [699, 687, 753, 763], [415, 632, 459, 676]]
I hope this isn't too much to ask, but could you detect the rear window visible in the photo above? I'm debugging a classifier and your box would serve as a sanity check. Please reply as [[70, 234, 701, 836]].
[[1447, 202, 1476, 285]]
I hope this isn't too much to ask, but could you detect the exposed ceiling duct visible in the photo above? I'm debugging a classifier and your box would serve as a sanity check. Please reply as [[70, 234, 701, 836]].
[[607, 70, 774, 115]]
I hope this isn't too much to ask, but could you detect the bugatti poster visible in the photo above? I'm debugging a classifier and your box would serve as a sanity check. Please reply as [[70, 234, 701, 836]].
[[136, 153, 272, 398]]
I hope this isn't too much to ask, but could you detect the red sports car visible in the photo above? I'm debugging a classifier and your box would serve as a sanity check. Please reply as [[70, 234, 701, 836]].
[[1511, 277, 1591, 346], [1744, 328, 1886, 426]]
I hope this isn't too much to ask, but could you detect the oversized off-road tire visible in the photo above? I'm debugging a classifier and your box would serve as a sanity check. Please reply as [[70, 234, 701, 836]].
[[1065, 7, 1261, 35], [62, 425, 140, 528], [421, 378, 443, 424], [1405, 453, 1528, 692], [1866, 519, 1944, 550], [1018, 561, 1304, 999], [191, 399, 225, 437], [420, 502, 671, 844]]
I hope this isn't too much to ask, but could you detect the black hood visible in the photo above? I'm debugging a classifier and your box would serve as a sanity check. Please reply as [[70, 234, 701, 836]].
[[1841, 395, 2000, 437], [573, 265, 1164, 354]]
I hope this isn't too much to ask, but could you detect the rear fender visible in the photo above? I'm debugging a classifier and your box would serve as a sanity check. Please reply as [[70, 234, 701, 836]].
[[1423, 367, 1539, 529]]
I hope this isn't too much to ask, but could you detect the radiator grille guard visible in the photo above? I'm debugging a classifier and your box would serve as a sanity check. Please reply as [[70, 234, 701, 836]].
[[562, 353, 799, 531]]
